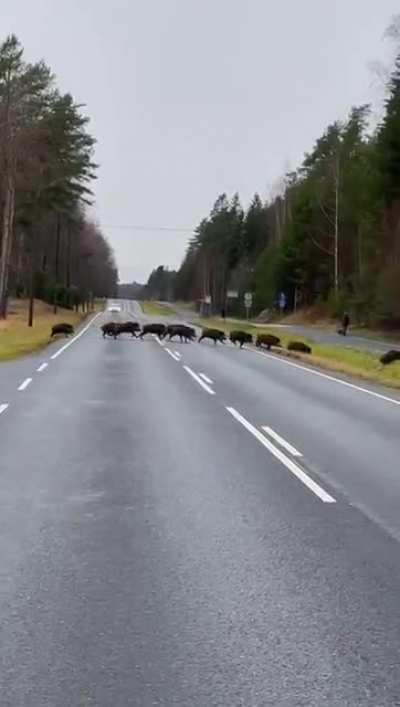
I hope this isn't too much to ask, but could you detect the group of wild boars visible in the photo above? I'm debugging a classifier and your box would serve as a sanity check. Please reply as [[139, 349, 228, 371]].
[[51, 323, 75, 338], [230, 330, 253, 348], [199, 328, 226, 344]]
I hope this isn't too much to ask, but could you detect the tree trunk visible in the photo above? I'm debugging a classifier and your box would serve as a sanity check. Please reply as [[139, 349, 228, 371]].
[[28, 259, 34, 327], [66, 221, 71, 289], [53, 213, 61, 313], [0, 174, 15, 318]]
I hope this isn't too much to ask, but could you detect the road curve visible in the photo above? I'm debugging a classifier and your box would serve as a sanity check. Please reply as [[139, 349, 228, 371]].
[[0, 301, 399, 705]]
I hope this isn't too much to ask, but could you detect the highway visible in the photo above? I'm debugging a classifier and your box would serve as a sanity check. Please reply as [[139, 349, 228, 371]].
[[0, 300, 400, 705]]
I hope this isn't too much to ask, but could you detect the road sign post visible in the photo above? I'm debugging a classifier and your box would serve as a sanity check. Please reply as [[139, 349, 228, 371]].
[[244, 292, 252, 319], [278, 291, 287, 314]]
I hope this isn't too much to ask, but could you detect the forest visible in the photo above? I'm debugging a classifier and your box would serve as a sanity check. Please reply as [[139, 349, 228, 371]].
[[144, 40, 400, 327], [0, 35, 118, 324]]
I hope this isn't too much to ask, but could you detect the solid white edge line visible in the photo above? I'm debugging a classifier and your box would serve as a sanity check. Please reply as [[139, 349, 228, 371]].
[[50, 312, 102, 360], [18, 377, 32, 391], [244, 345, 400, 408], [226, 406, 336, 504], [165, 348, 180, 361], [183, 365, 215, 395], [37, 363, 48, 372], [199, 373, 213, 385], [261, 426, 302, 457], [0, 403, 9, 415]]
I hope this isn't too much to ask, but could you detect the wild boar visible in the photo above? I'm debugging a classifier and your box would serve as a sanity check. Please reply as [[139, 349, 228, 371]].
[[139, 323, 167, 339], [256, 333, 281, 350], [287, 340, 312, 354], [167, 324, 196, 342], [380, 350, 400, 365], [229, 330, 253, 348], [51, 323, 74, 338], [101, 322, 119, 339], [198, 328, 226, 345], [117, 321, 141, 337]]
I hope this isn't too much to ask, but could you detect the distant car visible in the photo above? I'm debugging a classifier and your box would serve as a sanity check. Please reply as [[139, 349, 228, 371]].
[[107, 305, 121, 313]]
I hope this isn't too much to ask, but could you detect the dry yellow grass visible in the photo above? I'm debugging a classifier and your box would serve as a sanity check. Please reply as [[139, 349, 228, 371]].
[[0, 299, 87, 360]]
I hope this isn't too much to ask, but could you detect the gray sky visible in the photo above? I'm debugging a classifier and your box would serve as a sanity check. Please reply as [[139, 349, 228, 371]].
[[3, 1, 400, 282]]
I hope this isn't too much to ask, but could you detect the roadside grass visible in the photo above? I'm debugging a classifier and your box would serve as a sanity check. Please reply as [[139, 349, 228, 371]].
[[141, 301, 174, 316], [0, 299, 87, 361], [195, 316, 400, 389]]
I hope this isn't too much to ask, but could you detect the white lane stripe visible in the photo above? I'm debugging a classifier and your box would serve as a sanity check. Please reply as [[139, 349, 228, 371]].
[[244, 346, 400, 408], [183, 365, 215, 395], [261, 426, 302, 457], [199, 373, 213, 385], [174, 351, 181, 358], [165, 348, 180, 361], [156, 336, 165, 347], [37, 363, 48, 372], [18, 378, 32, 391], [51, 312, 102, 360], [0, 403, 9, 415], [226, 407, 336, 504]]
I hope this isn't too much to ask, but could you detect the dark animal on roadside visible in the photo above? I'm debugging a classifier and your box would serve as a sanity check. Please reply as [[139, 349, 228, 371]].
[[139, 323, 167, 339], [101, 322, 119, 339], [198, 328, 226, 345], [256, 333, 280, 350], [380, 350, 400, 365], [117, 321, 141, 337], [230, 330, 253, 348], [51, 323, 74, 338], [167, 324, 196, 342], [287, 340, 312, 354]]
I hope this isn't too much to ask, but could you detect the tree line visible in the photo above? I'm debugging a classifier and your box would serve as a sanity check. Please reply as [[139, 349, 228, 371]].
[[141, 41, 400, 327], [0, 35, 117, 324]]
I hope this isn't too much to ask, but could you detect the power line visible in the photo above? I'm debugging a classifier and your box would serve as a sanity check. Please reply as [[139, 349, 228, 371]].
[[103, 224, 194, 232]]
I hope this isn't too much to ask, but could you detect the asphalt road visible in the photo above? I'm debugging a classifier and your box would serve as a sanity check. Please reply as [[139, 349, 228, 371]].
[[1, 300, 400, 705]]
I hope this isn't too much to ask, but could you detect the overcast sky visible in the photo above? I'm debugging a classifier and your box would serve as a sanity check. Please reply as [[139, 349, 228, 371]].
[[3, 1, 400, 282]]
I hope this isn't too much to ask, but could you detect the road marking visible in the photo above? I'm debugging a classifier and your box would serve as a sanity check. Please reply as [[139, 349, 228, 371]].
[[244, 346, 400, 408], [18, 378, 32, 391], [37, 363, 48, 372], [226, 407, 336, 504], [165, 348, 180, 361], [0, 403, 9, 415], [174, 350, 181, 358], [261, 426, 302, 457], [199, 373, 213, 385], [51, 312, 102, 360], [156, 336, 165, 347], [183, 365, 215, 395]]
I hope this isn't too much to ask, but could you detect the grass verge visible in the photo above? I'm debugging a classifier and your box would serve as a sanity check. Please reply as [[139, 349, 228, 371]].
[[195, 317, 400, 390], [141, 301, 174, 316], [0, 299, 88, 361]]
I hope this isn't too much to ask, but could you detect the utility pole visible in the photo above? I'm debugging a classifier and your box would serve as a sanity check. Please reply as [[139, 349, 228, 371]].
[[334, 153, 340, 294]]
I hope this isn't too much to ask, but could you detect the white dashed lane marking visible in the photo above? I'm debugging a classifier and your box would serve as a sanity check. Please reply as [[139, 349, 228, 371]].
[[18, 378, 32, 392], [226, 407, 336, 504], [183, 366, 215, 395], [261, 426, 302, 457]]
